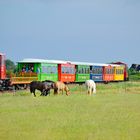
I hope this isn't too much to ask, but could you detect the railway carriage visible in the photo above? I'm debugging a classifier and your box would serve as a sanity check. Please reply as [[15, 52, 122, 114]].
[[72, 62, 91, 82], [58, 62, 75, 82], [103, 65, 114, 82], [17, 59, 59, 81], [111, 62, 129, 81], [113, 65, 124, 81], [90, 63, 108, 82], [10, 59, 61, 87]]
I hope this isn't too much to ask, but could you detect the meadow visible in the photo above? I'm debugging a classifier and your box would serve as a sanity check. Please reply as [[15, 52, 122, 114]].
[[0, 82, 140, 140]]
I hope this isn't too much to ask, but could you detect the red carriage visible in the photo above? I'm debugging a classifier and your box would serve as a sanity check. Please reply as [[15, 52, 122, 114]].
[[58, 62, 76, 82]]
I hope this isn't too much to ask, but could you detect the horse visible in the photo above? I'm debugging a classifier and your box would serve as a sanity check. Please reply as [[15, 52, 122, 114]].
[[53, 81, 70, 96], [30, 81, 53, 97], [41, 80, 55, 96], [85, 80, 96, 95]]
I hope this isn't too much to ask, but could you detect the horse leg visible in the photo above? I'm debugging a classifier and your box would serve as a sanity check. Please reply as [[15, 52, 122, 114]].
[[62, 89, 64, 95], [89, 88, 92, 96], [54, 88, 58, 95], [93, 85, 96, 94], [93, 87, 96, 94], [58, 89, 60, 94], [48, 90, 51, 96], [44, 90, 47, 96], [44, 89, 50, 96], [33, 89, 36, 97], [65, 90, 69, 96], [87, 87, 90, 95], [40, 89, 45, 96]]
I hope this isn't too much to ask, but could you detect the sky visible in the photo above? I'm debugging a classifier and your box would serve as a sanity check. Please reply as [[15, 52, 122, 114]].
[[0, 0, 140, 67]]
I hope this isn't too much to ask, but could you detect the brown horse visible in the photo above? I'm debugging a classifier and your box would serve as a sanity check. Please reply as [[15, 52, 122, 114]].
[[53, 81, 70, 96]]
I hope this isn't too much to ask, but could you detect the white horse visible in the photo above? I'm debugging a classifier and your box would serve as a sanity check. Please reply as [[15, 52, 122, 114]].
[[85, 80, 96, 95]]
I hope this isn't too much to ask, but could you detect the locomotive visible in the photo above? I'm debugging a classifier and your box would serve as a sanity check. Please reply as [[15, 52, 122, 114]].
[[0, 53, 129, 91]]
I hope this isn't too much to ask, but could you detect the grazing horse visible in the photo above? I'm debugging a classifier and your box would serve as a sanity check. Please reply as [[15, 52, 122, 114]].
[[85, 80, 96, 95], [53, 81, 70, 96], [41, 80, 55, 96], [30, 81, 53, 97]]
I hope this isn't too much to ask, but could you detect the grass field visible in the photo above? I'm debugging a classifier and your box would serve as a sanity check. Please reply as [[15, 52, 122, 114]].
[[0, 82, 140, 140]]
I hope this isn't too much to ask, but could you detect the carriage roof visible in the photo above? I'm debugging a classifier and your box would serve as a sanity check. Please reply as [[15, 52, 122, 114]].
[[109, 64, 123, 67], [71, 61, 109, 66], [18, 59, 122, 67], [71, 61, 93, 66], [18, 58, 68, 64]]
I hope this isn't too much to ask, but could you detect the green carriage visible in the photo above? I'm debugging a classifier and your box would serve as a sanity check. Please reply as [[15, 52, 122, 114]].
[[11, 59, 58, 85], [72, 62, 91, 83]]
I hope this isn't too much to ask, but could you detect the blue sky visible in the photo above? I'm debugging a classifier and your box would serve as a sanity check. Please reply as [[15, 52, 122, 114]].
[[0, 0, 140, 67]]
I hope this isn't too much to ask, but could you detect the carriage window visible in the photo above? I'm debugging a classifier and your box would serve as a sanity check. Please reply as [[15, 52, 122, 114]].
[[62, 67, 68, 74], [70, 67, 74, 74], [71, 67, 74, 74], [107, 69, 109, 74], [49, 66, 52, 73], [116, 69, 120, 74], [78, 68, 81, 74], [66, 67, 69, 73], [61, 67, 75, 74], [84, 68, 87, 74], [85, 68, 87, 74], [68, 67, 74, 74], [92, 68, 101, 74], [93, 68, 96, 74], [116, 69, 118, 74], [108, 69, 110, 74], [48, 66, 51, 73], [96, 69, 98, 74], [119, 69, 121, 74], [86, 68, 90, 74], [21, 64, 34, 72], [62, 67, 65, 73], [65, 67, 69, 74], [78, 68, 80, 74], [81, 68, 83, 74], [110, 69, 112, 74], [42, 66, 57, 74], [106, 69, 109, 74], [66, 67, 68, 74], [42, 66, 47, 73], [98, 68, 102, 74], [120, 69, 122, 74], [111, 69, 113, 74], [69, 67, 71, 74], [109, 69, 111, 74], [70, 67, 73, 74], [93, 68, 95, 74], [112, 69, 114, 74], [73, 68, 75, 74], [78, 67, 83, 74], [105, 69, 107, 74], [52, 66, 57, 74]]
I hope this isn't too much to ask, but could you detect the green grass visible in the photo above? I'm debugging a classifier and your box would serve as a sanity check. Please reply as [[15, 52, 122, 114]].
[[0, 82, 140, 140], [129, 73, 140, 81]]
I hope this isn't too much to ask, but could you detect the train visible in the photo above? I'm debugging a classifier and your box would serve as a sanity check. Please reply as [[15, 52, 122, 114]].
[[0, 53, 129, 90]]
